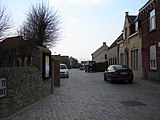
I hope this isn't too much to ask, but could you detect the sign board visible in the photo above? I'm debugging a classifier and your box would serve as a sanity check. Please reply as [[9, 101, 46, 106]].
[[158, 42, 160, 48], [0, 78, 7, 98], [43, 53, 51, 79], [45, 55, 50, 78]]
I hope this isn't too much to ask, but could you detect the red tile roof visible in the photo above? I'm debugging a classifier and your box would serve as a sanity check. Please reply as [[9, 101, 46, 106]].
[[0, 36, 32, 51], [0, 36, 24, 50]]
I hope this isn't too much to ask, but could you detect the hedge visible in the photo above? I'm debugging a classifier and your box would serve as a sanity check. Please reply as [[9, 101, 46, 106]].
[[96, 62, 107, 72]]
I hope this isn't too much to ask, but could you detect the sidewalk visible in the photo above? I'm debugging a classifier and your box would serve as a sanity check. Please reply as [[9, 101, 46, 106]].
[[134, 78, 160, 88]]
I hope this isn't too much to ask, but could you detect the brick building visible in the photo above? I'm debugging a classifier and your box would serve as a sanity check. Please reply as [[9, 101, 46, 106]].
[[0, 36, 32, 67], [139, 0, 160, 81]]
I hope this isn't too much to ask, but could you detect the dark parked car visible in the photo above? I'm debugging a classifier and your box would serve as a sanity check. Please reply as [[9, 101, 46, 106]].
[[80, 64, 85, 70], [104, 65, 134, 83], [85, 61, 97, 72]]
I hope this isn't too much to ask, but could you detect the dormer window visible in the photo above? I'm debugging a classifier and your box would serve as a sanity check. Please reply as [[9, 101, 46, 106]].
[[149, 9, 156, 31], [135, 21, 138, 31]]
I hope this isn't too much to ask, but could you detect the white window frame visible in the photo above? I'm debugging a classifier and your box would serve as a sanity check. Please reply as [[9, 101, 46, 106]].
[[131, 48, 138, 69], [149, 9, 156, 31], [150, 45, 157, 70]]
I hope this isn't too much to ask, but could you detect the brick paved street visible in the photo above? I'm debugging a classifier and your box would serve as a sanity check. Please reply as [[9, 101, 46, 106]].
[[1, 69, 160, 120]]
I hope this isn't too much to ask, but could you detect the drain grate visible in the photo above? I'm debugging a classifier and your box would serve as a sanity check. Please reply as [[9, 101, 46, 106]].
[[120, 101, 146, 106]]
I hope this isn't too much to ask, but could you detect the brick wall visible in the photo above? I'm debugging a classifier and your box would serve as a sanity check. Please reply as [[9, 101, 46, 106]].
[[140, 1, 160, 81], [156, 2, 160, 71]]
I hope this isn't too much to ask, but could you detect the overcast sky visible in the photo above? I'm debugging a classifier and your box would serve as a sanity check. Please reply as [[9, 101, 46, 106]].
[[2, 0, 147, 61]]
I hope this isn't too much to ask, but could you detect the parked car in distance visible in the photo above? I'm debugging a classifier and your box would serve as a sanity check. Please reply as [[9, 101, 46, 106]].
[[80, 64, 85, 70], [60, 64, 69, 78], [104, 65, 134, 83], [85, 61, 97, 72]]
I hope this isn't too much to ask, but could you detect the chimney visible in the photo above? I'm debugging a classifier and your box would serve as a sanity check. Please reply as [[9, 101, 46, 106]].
[[125, 12, 129, 16], [103, 42, 106, 45]]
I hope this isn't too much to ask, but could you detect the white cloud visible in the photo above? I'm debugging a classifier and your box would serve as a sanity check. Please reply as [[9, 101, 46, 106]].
[[50, 0, 110, 6], [69, 17, 77, 23], [69, 0, 110, 5], [49, 0, 64, 6]]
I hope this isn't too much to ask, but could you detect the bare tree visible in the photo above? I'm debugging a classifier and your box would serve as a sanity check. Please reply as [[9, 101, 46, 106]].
[[18, 2, 61, 48], [0, 3, 12, 39]]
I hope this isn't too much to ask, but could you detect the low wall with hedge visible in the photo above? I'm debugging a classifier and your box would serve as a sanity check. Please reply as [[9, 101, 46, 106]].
[[96, 62, 108, 72]]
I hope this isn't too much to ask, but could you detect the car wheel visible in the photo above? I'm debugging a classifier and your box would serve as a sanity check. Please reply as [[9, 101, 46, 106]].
[[104, 76, 107, 81], [109, 77, 113, 84], [128, 79, 133, 84]]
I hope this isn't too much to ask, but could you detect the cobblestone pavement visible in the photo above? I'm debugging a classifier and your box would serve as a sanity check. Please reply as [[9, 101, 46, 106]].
[[1, 69, 160, 120]]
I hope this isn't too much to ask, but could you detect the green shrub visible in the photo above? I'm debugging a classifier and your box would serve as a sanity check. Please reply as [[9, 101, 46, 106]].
[[96, 62, 107, 72]]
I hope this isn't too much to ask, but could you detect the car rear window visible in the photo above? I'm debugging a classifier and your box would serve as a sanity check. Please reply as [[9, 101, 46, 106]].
[[60, 65, 67, 69], [113, 65, 128, 70]]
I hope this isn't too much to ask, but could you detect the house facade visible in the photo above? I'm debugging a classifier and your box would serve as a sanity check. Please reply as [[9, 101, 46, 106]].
[[108, 33, 123, 66], [139, 0, 160, 81], [128, 26, 142, 79], [118, 12, 142, 79], [121, 12, 137, 67], [123, 12, 142, 78], [91, 42, 108, 62]]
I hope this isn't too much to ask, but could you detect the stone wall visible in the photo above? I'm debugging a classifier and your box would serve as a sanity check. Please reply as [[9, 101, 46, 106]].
[[0, 67, 51, 118]]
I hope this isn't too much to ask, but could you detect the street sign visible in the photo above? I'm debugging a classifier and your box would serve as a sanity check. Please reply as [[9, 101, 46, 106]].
[[0, 78, 7, 98]]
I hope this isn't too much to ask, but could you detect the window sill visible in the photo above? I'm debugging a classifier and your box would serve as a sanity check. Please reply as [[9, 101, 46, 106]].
[[131, 68, 139, 70], [149, 69, 157, 72], [149, 29, 156, 34]]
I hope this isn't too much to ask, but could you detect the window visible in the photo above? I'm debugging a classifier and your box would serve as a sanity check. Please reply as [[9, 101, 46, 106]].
[[149, 9, 156, 31], [150, 45, 157, 70], [135, 21, 138, 31], [109, 59, 111, 65], [26, 57, 32, 66], [131, 49, 138, 69], [112, 58, 114, 65], [114, 57, 117, 64], [125, 49, 129, 66], [120, 53, 124, 65], [15, 60, 20, 67], [105, 54, 107, 59], [15, 58, 21, 67]]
